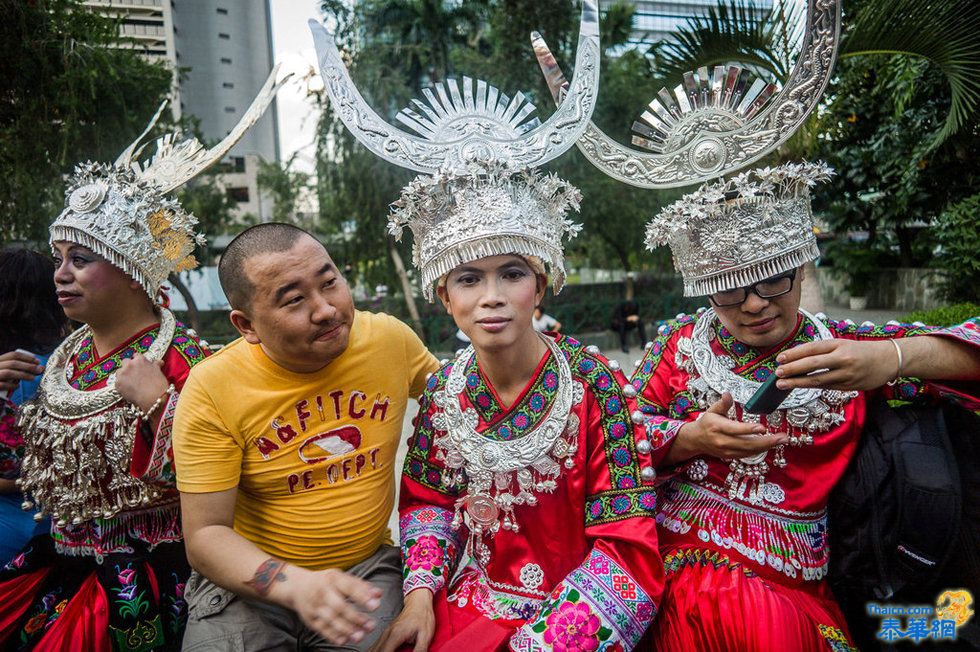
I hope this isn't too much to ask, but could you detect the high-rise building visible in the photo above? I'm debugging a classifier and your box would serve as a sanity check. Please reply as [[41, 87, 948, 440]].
[[171, 1, 280, 164], [83, 0, 176, 62], [82, 0, 279, 221], [602, 0, 775, 52]]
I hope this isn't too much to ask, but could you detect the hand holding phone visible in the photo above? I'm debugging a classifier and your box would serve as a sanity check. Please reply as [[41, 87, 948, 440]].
[[744, 372, 791, 415]]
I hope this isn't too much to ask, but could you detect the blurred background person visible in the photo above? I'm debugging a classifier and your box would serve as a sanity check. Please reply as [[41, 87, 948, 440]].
[[611, 299, 648, 353], [0, 248, 70, 562], [532, 304, 561, 333]]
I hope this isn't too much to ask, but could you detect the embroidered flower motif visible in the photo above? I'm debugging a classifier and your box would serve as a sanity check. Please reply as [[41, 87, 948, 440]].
[[543, 601, 601, 651], [612, 447, 631, 467], [589, 502, 603, 518], [529, 393, 546, 412], [544, 370, 559, 390], [405, 535, 443, 572], [604, 396, 622, 415], [118, 568, 137, 585], [612, 574, 636, 599], [639, 491, 657, 509], [118, 584, 139, 601], [24, 613, 47, 635], [588, 555, 610, 574], [578, 359, 596, 373]]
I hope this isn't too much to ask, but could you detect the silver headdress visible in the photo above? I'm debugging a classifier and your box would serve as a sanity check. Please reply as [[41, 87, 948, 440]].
[[50, 67, 288, 301], [532, 0, 840, 188], [310, 1, 600, 300], [390, 160, 583, 300], [646, 161, 834, 296]]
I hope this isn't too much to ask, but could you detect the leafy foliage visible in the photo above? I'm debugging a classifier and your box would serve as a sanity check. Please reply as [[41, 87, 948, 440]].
[[933, 194, 980, 304], [0, 0, 175, 243], [901, 303, 980, 328], [650, 0, 803, 83], [842, 0, 980, 145], [257, 155, 314, 228]]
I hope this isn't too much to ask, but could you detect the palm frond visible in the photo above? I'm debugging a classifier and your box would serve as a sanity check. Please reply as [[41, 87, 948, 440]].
[[843, 0, 980, 144], [650, 0, 800, 85], [602, 2, 638, 54]]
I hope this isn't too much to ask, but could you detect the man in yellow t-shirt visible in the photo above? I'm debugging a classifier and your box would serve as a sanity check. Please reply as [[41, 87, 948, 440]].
[[173, 224, 438, 651]]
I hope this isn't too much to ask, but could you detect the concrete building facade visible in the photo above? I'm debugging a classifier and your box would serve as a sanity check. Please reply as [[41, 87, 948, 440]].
[[83, 0, 280, 222]]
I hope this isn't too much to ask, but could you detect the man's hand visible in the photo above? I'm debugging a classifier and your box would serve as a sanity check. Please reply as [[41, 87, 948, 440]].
[[775, 339, 897, 391], [0, 351, 43, 394], [370, 589, 435, 652], [269, 564, 383, 646], [666, 393, 787, 465], [115, 354, 170, 413]]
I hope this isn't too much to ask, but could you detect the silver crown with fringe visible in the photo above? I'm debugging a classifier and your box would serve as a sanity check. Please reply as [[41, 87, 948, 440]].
[[390, 160, 582, 301], [49, 66, 288, 302], [645, 161, 834, 296], [309, 1, 599, 300]]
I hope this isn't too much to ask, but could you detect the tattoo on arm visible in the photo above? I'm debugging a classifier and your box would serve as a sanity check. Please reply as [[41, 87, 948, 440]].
[[246, 558, 288, 597]]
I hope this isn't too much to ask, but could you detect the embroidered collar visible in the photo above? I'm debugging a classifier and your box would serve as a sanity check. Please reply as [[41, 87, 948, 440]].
[[713, 313, 821, 381], [463, 347, 562, 442], [70, 323, 160, 391], [434, 334, 584, 565]]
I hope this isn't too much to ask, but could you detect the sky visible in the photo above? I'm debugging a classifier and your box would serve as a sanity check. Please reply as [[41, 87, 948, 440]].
[[269, 0, 325, 175]]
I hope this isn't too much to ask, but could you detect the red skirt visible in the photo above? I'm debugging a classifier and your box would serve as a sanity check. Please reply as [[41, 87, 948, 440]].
[[641, 553, 857, 651], [0, 534, 188, 651], [397, 590, 515, 652]]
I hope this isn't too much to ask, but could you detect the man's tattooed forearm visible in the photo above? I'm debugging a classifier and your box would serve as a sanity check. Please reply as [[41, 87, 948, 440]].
[[246, 558, 287, 597]]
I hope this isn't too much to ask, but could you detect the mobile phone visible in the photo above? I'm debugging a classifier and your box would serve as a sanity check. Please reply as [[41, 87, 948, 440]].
[[744, 372, 791, 414]]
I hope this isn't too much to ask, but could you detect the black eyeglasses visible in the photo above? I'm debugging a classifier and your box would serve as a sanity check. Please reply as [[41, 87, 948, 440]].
[[708, 269, 798, 308]]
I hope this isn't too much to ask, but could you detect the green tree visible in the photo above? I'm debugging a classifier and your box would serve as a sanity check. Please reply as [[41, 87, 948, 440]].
[[257, 155, 314, 228], [0, 0, 175, 243]]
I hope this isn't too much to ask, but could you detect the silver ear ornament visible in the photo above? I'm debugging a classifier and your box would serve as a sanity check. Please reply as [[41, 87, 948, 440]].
[[533, 0, 841, 188]]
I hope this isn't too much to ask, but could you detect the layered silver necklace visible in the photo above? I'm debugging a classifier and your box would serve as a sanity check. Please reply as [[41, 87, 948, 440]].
[[18, 310, 176, 527], [432, 335, 583, 564], [676, 309, 856, 505]]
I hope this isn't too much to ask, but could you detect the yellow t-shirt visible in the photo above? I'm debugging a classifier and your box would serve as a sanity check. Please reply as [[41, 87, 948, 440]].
[[173, 310, 438, 570]]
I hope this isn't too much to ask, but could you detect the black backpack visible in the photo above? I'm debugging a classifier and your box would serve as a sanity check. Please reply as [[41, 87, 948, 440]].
[[828, 399, 980, 650]]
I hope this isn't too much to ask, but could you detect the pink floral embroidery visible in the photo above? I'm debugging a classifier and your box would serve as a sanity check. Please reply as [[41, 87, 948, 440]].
[[117, 568, 136, 585], [7, 552, 26, 570], [543, 602, 601, 652], [612, 575, 636, 599], [587, 555, 609, 574], [405, 535, 443, 572]]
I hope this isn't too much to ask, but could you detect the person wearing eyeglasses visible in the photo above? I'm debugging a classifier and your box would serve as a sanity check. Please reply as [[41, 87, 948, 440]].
[[629, 163, 980, 650]]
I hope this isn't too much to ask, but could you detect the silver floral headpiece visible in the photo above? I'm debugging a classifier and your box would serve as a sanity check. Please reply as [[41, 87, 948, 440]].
[[310, 1, 599, 300], [646, 161, 834, 296], [50, 67, 288, 302], [390, 160, 583, 301]]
